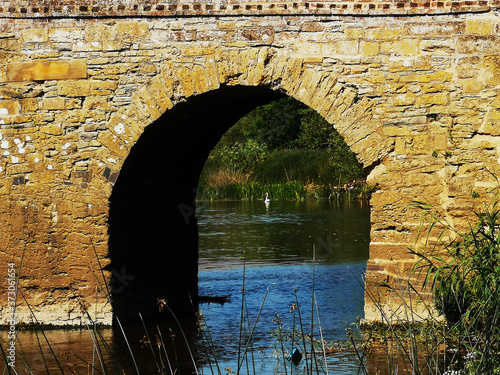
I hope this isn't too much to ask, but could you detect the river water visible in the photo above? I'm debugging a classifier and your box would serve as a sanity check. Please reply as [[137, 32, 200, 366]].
[[2, 200, 370, 374]]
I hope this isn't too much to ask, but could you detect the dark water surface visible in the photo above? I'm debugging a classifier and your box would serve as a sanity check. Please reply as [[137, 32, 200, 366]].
[[2, 200, 370, 374], [196, 200, 370, 374]]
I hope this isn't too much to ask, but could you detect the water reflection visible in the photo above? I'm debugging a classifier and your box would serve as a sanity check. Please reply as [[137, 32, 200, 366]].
[[2, 200, 370, 374], [197, 200, 370, 269], [196, 200, 370, 374]]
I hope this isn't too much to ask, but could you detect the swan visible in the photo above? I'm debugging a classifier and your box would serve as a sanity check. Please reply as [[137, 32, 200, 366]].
[[265, 192, 270, 204]]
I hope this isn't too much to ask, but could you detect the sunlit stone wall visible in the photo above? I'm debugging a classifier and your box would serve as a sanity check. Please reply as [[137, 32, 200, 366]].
[[1, 0, 500, 324]]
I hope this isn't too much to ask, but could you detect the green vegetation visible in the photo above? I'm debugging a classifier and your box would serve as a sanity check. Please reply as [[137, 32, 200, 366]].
[[412, 199, 500, 374], [1, 245, 341, 375], [198, 97, 370, 201], [355, 199, 500, 374]]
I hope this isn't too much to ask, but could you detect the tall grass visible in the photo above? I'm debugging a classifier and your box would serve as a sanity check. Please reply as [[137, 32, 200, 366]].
[[1, 245, 345, 375], [197, 180, 376, 201], [354, 199, 500, 375], [197, 181, 307, 201]]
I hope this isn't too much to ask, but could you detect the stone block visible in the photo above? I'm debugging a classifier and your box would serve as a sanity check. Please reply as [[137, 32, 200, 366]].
[[97, 131, 128, 158], [84, 23, 117, 42], [132, 86, 164, 120], [457, 35, 500, 54], [48, 27, 84, 44], [461, 78, 483, 94], [182, 47, 217, 57], [21, 28, 48, 43], [365, 27, 402, 40], [301, 22, 324, 32], [403, 22, 465, 37], [6, 60, 87, 82], [383, 125, 409, 136], [381, 39, 419, 56], [335, 40, 359, 55], [360, 41, 379, 56], [43, 97, 66, 111], [466, 16, 496, 36], [417, 70, 453, 83], [483, 55, 500, 87], [393, 93, 415, 106], [116, 21, 149, 39], [57, 80, 117, 97], [415, 93, 449, 107], [420, 39, 456, 54], [0, 100, 21, 115], [344, 27, 364, 39], [21, 98, 39, 113]]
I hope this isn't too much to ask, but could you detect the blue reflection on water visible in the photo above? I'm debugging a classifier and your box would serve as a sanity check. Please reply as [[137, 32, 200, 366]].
[[194, 200, 370, 374], [198, 262, 366, 374]]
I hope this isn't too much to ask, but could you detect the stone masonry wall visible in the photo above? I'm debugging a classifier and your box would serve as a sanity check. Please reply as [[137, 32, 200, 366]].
[[1, 6, 500, 324]]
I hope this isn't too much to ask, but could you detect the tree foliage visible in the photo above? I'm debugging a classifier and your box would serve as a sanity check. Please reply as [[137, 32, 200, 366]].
[[203, 96, 365, 188]]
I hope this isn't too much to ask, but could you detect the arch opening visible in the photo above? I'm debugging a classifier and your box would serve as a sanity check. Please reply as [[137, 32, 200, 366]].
[[108, 86, 285, 323]]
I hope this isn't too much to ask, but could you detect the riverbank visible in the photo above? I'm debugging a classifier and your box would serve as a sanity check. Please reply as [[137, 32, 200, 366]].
[[196, 180, 377, 201]]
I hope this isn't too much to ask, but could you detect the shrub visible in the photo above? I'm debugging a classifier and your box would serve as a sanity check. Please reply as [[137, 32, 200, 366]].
[[412, 200, 500, 374], [251, 149, 330, 184]]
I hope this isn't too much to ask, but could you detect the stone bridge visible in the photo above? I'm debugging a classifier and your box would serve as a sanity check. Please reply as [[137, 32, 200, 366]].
[[1, 0, 500, 325]]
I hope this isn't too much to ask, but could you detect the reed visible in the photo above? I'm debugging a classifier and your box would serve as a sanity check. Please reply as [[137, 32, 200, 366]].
[[353, 198, 500, 375], [2, 244, 348, 375]]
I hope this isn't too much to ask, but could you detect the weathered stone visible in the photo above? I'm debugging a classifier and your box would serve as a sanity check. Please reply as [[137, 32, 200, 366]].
[[466, 15, 497, 36], [1, 7, 500, 326], [6, 60, 87, 82]]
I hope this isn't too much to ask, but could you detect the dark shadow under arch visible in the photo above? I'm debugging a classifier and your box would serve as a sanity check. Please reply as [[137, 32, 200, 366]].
[[108, 85, 285, 323]]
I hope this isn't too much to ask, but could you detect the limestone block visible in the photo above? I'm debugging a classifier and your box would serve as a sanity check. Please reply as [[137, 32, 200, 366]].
[[461, 78, 483, 94], [345, 27, 364, 39], [383, 125, 409, 136], [458, 35, 500, 54], [420, 39, 456, 54], [0, 100, 20, 115], [84, 23, 117, 42], [97, 131, 128, 158], [483, 55, 500, 87], [393, 93, 416, 106], [301, 22, 324, 33], [201, 55, 221, 91], [380, 39, 416, 56], [6, 60, 87, 82], [146, 74, 174, 113], [21, 98, 39, 113], [181, 46, 217, 57], [466, 16, 497, 36], [360, 41, 379, 56], [415, 93, 449, 107], [456, 56, 482, 79], [21, 28, 48, 43], [48, 27, 84, 44], [294, 68, 323, 105], [43, 97, 66, 110], [57, 80, 118, 97], [335, 40, 359, 55], [365, 27, 402, 40], [131, 88, 163, 121], [116, 21, 149, 39], [176, 66, 196, 97], [403, 21, 465, 37]]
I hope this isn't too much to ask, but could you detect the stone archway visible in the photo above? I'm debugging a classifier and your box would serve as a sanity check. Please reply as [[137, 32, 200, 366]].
[[4, 12, 500, 325], [108, 86, 286, 322]]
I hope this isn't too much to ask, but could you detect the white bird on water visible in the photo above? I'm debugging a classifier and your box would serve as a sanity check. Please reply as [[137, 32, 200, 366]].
[[265, 192, 270, 204]]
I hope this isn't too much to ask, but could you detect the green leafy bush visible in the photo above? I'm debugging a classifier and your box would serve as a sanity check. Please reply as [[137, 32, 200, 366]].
[[412, 200, 500, 374], [251, 149, 330, 184]]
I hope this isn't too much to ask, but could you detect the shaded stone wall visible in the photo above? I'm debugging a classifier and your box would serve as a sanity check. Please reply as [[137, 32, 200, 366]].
[[1, 5, 500, 324]]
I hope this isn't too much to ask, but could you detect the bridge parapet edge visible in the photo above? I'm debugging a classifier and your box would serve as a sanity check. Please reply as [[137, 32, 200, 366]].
[[0, 0, 494, 18]]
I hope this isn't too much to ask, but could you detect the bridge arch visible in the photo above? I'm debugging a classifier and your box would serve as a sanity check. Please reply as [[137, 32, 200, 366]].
[[4, 10, 500, 325], [106, 47, 386, 321]]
